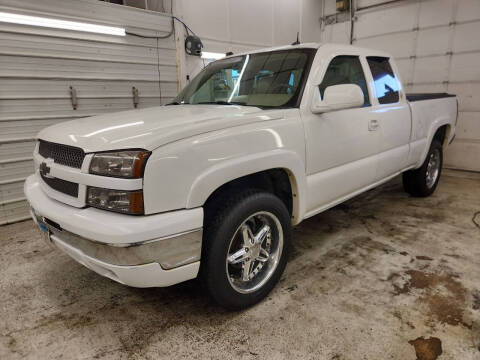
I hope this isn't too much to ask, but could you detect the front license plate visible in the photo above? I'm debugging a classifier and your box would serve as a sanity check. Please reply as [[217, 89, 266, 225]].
[[36, 218, 53, 245], [38, 220, 49, 233]]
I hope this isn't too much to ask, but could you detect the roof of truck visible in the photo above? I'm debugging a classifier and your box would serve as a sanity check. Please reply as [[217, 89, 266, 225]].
[[224, 42, 320, 58], [224, 42, 391, 59]]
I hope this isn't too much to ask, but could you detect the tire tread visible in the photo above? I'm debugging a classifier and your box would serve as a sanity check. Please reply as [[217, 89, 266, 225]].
[[201, 188, 291, 310]]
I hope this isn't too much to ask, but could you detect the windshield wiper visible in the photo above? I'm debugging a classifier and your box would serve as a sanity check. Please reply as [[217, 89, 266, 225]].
[[196, 101, 248, 106]]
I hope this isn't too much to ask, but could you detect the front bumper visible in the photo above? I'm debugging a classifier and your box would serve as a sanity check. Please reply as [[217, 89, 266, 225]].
[[25, 175, 203, 288]]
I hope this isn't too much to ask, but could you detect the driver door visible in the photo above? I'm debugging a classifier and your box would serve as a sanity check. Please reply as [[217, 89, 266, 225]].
[[301, 55, 381, 215]]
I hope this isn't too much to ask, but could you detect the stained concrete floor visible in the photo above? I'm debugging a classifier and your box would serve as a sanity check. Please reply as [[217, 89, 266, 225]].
[[1, 169, 479, 360]]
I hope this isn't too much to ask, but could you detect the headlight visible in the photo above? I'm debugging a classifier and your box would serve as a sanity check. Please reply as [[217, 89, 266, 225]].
[[89, 150, 150, 178], [87, 187, 144, 215]]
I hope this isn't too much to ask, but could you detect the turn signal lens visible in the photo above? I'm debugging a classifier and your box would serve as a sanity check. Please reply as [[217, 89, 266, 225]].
[[87, 187, 144, 215]]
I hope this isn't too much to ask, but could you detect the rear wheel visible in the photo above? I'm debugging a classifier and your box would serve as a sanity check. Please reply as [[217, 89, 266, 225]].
[[403, 140, 443, 197], [201, 190, 291, 310]]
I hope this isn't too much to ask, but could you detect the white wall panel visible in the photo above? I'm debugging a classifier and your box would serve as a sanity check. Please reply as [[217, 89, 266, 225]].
[[0, 161, 33, 183], [230, 0, 274, 46], [449, 53, 480, 82], [418, 0, 454, 28], [1, 201, 29, 226], [0, 32, 176, 65], [447, 83, 480, 112], [179, 0, 322, 78], [453, 22, 480, 53], [455, 113, 480, 140], [407, 82, 447, 94], [321, 0, 480, 171], [321, 21, 351, 44], [415, 27, 451, 57], [301, 0, 323, 43], [456, 0, 480, 23], [0, 0, 177, 225], [443, 140, 480, 172], [413, 55, 450, 84], [0, 56, 176, 82], [0, 79, 177, 100], [193, 0, 307, 48], [0, 118, 70, 139], [323, 0, 337, 16], [356, 32, 415, 58], [274, 0, 301, 46], [179, 0, 229, 41], [1, 98, 161, 121], [395, 58, 415, 85], [0, 182, 26, 203], [354, 2, 419, 39], [330, 22, 352, 44], [0, 142, 36, 162]]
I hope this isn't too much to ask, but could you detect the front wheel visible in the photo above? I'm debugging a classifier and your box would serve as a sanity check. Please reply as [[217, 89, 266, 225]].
[[201, 190, 291, 310], [403, 140, 443, 197]]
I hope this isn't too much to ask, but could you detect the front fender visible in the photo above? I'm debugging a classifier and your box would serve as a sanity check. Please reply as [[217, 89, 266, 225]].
[[186, 149, 307, 224], [142, 114, 307, 223]]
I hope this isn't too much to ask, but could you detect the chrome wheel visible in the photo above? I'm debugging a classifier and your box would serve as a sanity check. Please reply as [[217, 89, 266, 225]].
[[226, 211, 283, 294], [426, 148, 441, 188]]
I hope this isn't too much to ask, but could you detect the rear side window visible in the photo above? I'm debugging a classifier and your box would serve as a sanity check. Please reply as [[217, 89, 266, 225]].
[[367, 57, 400, 104], [319, 56, 370, 106]]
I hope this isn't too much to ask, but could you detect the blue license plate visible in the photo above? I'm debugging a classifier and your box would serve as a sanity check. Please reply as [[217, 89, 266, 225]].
[[38, 221, 49, 233]]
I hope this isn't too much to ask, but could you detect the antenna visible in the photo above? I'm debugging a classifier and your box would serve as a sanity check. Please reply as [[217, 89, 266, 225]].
[[291, 32, 300, 45]]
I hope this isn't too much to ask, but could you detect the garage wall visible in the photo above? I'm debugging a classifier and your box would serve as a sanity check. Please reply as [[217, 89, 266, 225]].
[[174, 0, 322, 83], [0, 0, 177, 225], [320, 0, 480, 172]]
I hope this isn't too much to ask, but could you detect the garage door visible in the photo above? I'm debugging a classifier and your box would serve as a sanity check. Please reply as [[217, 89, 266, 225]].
[[0, 0, 178, 225], [321, 0, 480, 172]]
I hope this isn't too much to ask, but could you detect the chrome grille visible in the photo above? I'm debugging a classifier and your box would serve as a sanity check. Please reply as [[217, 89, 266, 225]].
[[38, 140, 85, 169], [40, 173, 79, 197]]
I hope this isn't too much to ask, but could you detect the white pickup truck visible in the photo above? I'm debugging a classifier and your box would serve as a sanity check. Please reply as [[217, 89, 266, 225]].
[[25, 43, 457, 309]]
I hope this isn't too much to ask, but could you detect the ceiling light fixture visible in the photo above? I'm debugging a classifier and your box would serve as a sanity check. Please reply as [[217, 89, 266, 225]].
[[201, 51, 226, 60], [0, 11, 125, 36]]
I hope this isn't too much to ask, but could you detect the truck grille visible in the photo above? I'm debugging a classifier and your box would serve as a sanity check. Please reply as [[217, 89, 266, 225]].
[[40, 173, 79, 197], [38, 140, 85, 169]]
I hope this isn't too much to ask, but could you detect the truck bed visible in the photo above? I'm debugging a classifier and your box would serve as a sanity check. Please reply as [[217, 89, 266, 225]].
[[406, 93, 456, 102]]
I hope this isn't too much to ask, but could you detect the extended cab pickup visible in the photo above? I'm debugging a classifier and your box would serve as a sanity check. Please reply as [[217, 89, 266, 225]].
[[25, 43, 457, 309]]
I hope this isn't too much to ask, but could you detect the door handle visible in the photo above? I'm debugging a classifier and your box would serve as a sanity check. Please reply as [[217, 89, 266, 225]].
[[368, 119, 379, 131]]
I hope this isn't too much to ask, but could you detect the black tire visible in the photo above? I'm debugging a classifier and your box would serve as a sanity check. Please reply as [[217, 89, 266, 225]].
[[403, 140, 443, 197], [201, 190, 291, 310]]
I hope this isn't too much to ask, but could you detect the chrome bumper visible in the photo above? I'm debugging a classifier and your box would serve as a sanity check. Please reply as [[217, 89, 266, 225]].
[[32, 210, 202, 270]]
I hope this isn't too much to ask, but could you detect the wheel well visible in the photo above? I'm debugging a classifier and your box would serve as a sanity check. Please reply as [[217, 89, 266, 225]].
[[433, 125, 450, 148], [203, 169, 294, 221]]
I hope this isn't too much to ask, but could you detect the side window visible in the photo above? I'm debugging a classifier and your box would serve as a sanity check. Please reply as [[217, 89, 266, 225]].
[[366, 56, 400, 104], [319, 56, 370, 106]]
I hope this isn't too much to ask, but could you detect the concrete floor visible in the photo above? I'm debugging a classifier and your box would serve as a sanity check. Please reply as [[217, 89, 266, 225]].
[[1, 170, 479, 360]]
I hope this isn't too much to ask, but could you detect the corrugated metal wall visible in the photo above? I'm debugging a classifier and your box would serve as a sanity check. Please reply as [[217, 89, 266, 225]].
[[0, 0, 177, 225], [320, 0, 480, 172]]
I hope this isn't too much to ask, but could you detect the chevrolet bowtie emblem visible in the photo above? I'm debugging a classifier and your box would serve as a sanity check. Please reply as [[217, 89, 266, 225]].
[[40, 162, 53, 179]]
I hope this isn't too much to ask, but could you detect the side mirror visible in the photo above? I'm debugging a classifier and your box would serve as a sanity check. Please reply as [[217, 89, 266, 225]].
[[311, 84, 364, 114]]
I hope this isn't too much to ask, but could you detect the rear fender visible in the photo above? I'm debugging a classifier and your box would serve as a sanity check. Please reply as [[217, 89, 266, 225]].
[[416, 119, 452, 167]]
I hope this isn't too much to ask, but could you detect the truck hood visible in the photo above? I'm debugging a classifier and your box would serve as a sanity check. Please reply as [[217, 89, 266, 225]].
[[37, 105, 283, 153]]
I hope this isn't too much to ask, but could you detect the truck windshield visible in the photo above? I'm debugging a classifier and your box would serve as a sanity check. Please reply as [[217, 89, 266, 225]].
[[171, 49, 315, 108]]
